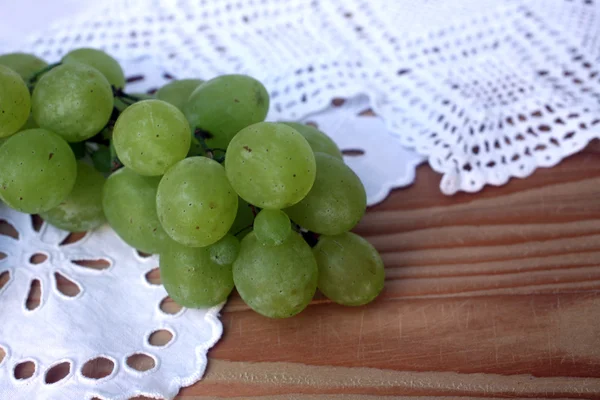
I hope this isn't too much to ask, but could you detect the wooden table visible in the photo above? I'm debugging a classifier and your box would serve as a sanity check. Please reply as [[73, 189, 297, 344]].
[[175, 140, 600, 399]]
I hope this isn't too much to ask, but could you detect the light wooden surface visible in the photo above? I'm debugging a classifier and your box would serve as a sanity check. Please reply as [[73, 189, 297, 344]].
[[4, 141, 600, 399]]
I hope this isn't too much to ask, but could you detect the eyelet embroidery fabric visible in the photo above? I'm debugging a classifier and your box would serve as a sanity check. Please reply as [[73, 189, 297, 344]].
[[0, 204, 222, 399], [1, 0, 599, 398]]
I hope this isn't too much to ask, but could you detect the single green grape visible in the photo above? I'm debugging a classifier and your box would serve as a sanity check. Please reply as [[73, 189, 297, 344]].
[[156, 79, 203, 111], [233, 232, 318, 318], [62, 48, 126, 89], [285, 152, 366, 235], [0, 129, 76, 213], [0, 53, 47, 80], [40, 161, 106, 232], [228, 197, 254, 238], [113, 99, 191, 176], [184, 74, 269, 149], [102, 168, 171, 254], [254, 209, 291, 246], [209, 234, 240, 266], [156, 157, 238, 247], [160, 239, 235, 308], [225, 122, 316, 209], [0, 65, 31, 138], [114, 92, 154, 113], [281, 122, 343, 159], [32, 62, 113, 142], [313, 232, 385, 306]]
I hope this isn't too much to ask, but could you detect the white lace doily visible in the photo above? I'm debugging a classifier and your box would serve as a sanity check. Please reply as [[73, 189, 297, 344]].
[[4, 0, 598, 195], [0, 204, 222, 399]]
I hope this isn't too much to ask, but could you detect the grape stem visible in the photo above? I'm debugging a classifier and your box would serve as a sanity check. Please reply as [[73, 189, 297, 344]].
[[112, 86, 145, 103], [291, 221, 320, 247], [292, 221, 302, 233], [193, 129, 227, 162], [111, 158, 123, 172], [233, 224, 253, 237], [27, 62, 61, 90], [301, 230, 320, 248]]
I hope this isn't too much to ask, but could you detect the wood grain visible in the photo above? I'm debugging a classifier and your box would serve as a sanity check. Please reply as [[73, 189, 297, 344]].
[[181, 140, 600, 399], [3, 141, 600, 399]]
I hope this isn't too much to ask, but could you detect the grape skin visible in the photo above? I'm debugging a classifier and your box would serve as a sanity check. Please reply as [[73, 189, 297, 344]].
[[0, 52, 47, 80], [62, 48, 126, 89], [156, 79, 203, 111], [285, 152, 366, 235], [0, 65, 31, 138], [313, 232, 385, 306], [40, 161, 106, 232], [233, 232, 318, 318], [281, 122, 343, 159], [19, 115, 39, 131], [113, 99, 191, 176], [225, 122, 316, 209], [102, 168, 172, 254], [32, 63, 113, 142], [0, 129, 77, 213], [254, 209, 291, 246], [160, 239, 235, 308], [156, 157, 238, 247], [114, 92, 154, 113], [228, 197, 255, 238], [209, 234, 240, 266], [184, 74, 269, 149]]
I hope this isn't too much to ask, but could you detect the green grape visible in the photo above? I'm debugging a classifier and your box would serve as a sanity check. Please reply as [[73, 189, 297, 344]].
[[114, 92, 154, 113], [281, 122, 342, 159], [184, 74, 269, 149], [233, 232, 317, 318], [228, 197, 254, 238], [0, 65, 31, 138], [102, 168, 171, 254], [113, 99, 191, 176], [19, 115, 38, 131], [209, 234, 240, 265], [91, 144, 112, 173], [225, 122, 316, 209], [40, 161, 106, 232], [0, 52, 47, 80], [187, 136, 207, 157], [285, 152, 366, 235], [254, 209, 291, 246], [0, 129, 76, 213], [62, 48, 125, 89], [156, 157, 238, 247], [32, 62, 113, 142], [313, 232, 385, 306], [160, 239, 235, 308], [156, 79, 203, 111]]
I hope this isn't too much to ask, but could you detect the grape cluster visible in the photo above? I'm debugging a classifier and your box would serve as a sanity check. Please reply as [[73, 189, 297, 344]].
[[0, 49, 385, 318]]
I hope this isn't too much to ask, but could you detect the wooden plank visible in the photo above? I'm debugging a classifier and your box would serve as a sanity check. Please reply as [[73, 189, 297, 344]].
[[177, 140, 600, 398]]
